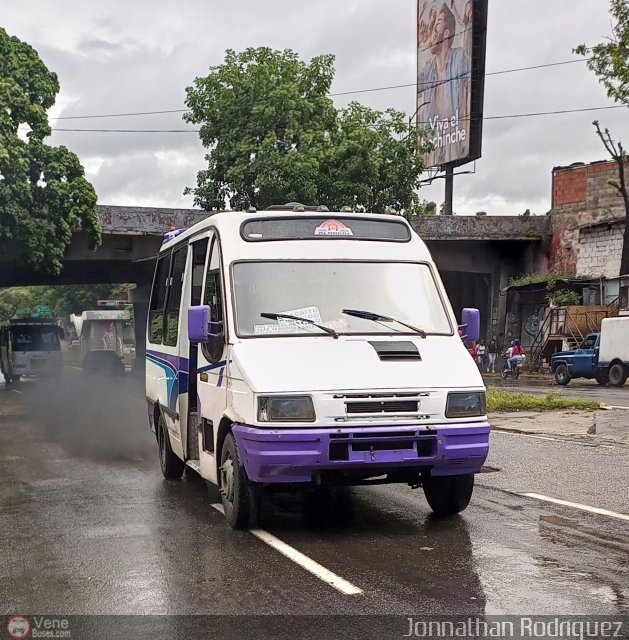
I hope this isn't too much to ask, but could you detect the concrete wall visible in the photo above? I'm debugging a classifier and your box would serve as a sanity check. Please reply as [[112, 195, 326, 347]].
[[412, 214, 550, 241], [551, 160, 627, 274], [98, 205, 209, 234], [577, 221, 624, 279]]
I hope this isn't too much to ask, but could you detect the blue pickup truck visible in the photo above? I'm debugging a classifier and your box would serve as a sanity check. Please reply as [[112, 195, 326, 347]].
[[550, 333, 607, 386]]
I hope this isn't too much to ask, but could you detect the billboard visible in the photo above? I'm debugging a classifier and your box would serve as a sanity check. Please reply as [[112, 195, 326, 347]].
[[417, 0, 488, 168]]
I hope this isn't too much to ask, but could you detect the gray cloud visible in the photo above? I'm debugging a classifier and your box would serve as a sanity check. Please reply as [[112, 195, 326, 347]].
[[3, 0, 628, 213]]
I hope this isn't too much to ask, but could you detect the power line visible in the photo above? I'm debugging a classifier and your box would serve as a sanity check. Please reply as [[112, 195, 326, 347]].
[[50, 128, 199, 133], [52, 109, 187, 120], [418, 26, 472, 56], [50, 58, 590, 121], [38, 104, 626, 134], [335, 59, 588, 96], [414, 104, 626, 126]]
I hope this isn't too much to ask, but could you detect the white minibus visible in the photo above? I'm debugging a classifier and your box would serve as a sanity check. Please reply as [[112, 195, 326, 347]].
[[146, 206, 489, 528], [1, 318, 64, 383]]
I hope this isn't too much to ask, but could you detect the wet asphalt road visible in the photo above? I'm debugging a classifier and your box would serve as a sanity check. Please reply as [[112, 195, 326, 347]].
[[0, 377, 628, 621]]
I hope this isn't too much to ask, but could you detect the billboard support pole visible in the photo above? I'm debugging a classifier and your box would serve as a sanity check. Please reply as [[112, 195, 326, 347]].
[[444, 165, 454, 215]]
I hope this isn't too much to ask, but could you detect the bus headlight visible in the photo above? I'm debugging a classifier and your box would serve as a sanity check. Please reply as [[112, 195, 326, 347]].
[[257, 396, 316, 422], [445, 392, 486, 418]]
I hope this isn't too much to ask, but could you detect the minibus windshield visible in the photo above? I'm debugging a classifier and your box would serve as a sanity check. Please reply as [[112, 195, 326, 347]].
[[233, 261, 453, 337]]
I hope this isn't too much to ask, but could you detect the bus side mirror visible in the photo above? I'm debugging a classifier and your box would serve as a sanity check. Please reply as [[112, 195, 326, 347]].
[[188, 306, 210, 344], [459, 308, 480, 342]]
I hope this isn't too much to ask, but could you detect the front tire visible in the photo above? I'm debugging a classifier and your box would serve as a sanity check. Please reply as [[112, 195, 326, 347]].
[[423, 473, 474, 516], [608, 363, 627, 387], [554, 364, 570, 386], [158, 415, 185, 480], [219, 432, 255, 529]]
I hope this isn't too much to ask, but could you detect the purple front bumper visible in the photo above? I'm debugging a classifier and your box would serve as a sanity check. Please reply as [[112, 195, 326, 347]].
[[232, 423, 490, 484]]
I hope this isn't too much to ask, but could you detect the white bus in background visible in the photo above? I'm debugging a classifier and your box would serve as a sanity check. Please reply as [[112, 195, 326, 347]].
[[146, 206, 489, 528], [0, 317, 64, 383]]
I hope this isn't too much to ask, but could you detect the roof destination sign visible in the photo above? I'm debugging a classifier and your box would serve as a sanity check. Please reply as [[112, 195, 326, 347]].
[[241, 216, 411, 243]]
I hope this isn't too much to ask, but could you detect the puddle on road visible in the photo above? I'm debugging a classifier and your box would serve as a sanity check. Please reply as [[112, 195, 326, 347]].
[[539, 515, 580, 529]]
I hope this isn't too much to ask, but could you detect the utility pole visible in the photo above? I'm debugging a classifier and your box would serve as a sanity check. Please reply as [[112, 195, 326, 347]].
[[444, 165, 454, 215]]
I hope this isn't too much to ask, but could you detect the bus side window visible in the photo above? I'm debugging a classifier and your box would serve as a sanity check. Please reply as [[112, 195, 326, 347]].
[[203, 237, 225, 362], [163, 246, 188, 347], [148, 253, 171, 345], [191, 238, 209, 306]]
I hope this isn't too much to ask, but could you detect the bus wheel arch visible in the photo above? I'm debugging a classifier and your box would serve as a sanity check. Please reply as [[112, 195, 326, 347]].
[[215, 417, 234, 476], [216, 418, 259, 529], [152, 404, 162, 442], [157, 410, 185, 479]]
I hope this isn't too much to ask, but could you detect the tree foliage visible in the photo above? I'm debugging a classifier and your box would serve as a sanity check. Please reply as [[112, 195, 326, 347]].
[[575, 0, 629, 106], [184, 48, 429, 213], [0, 287, 36, 322], [0, 28, 100, 274], [0, 284, 135, 323]]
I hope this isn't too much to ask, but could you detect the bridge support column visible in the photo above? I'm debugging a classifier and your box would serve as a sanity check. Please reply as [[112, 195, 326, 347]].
[[130, 283, 151, 374], [496, 264, 510, 347]]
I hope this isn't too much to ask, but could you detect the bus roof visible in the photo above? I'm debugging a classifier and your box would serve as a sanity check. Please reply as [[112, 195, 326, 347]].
[[160, 209, 431, 263]]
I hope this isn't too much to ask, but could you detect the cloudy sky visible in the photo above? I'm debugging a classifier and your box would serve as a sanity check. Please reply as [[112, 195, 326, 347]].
[[4, 0, 628, 215]]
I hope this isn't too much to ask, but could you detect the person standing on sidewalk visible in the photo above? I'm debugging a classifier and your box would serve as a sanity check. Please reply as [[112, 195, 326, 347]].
[[488, 335, 498, 373], [476, 340, 487, 370]]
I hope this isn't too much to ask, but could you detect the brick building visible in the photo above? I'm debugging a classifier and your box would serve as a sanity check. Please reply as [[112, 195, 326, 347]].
[[551, 159, 628, 303]]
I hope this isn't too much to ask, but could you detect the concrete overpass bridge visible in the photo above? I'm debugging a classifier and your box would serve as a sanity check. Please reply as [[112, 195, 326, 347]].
[[0, 205, 551, 357]]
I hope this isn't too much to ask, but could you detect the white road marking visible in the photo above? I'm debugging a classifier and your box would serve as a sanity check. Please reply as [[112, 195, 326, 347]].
[[521, 493, 629, 522], [211, 503, 362, 595]]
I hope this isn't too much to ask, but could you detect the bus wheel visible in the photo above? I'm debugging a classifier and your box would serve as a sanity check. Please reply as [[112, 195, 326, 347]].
[[158, 415, 185, 480], [219, 432, 254, 529], [423, 474, 474, 516]]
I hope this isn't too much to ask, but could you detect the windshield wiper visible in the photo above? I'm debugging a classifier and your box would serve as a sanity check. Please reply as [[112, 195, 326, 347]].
[[342, 309, 427, 338], [260, 313, 339, 339]]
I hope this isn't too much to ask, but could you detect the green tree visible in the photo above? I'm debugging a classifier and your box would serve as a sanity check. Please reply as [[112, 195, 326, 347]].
[[0, 28, 100, 274], [35, 285, 113, 319], [184, 47, 428, 213], [319, 102, 425, 214], [575, 0, 629, 275], [575, 0, 629, 106], [0, 287, 36, 322], [412, 200, 437, 217]]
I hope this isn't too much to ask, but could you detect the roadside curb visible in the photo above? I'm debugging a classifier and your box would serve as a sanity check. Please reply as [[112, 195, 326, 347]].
[[490, 413, 629, 447]]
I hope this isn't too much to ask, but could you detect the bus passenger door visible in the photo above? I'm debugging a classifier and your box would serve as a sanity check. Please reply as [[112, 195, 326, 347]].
[[183, 236, 210, 463], [197, 234, 228, 484]]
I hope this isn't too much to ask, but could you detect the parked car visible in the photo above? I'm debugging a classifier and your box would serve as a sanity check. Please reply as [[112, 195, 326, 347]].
[[551, 318, 629, 387]]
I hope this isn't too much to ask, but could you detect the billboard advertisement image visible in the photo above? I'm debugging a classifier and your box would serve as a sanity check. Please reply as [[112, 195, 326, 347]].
[[417, 0, 487, 169]]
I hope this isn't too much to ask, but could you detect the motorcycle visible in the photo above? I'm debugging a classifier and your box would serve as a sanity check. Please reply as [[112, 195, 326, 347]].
[[501, 354, 525, 379]]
